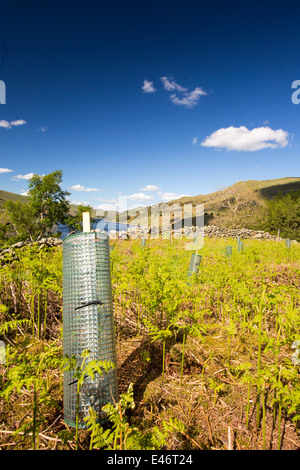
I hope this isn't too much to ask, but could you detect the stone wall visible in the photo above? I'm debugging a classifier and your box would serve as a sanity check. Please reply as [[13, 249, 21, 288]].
[[0, 237, 62, 265], [110, 225, 296, 242], [199, 225, 280, 240], [0, 227, 296, 264]]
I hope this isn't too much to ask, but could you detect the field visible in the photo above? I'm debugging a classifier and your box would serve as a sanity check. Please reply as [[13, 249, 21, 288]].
[[0, 235, 299, 450]]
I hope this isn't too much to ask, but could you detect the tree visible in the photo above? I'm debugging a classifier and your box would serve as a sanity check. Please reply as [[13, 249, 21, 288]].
[[3, 201, 38, 242], [4, 170, 70, 242], [0, 205, 13, 244], [263, 190, 300, 241], [27, 170, 70, 239], [67, 205, 96, 232], [212, 184, 267, 229]]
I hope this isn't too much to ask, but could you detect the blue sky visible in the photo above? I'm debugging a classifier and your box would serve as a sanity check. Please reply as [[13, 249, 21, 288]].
[[0, 0, 300, 213]]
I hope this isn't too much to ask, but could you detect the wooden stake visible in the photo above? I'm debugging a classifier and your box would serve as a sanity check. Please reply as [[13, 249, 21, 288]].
[[277, 229, 280, 243], [228, 426, 234, 450], [82, 212, 91, 232]]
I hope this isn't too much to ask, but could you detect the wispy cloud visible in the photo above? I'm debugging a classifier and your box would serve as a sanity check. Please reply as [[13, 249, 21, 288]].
[[160, 76, 187, 92], [160, 192, 190, 202], [95, 202, 119, 212], [12, 173, 34, 181], [170, 87, 207, 108], [69, 184, 103, 192], [94, 197, 117, 203], [201, 126, 289, 151], [0, 168, 12, 173], [139, 184, 161, 192], [152, 76, 207, 108], [38, 126, 47, 133], [128, 193, 154, 202], [10, 119, 27, 126], [141, 80, 156, 93], [0, 119, 27, 129], [69, 200, 90, 206]]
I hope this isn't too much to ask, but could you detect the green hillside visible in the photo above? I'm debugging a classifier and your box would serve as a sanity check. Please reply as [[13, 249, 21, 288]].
[[0, 189, 28, 205], [169, 177, 300, 211], [0, 189, 87, 217], [126, 177, 300, 226], [1, 176, 300, 224]]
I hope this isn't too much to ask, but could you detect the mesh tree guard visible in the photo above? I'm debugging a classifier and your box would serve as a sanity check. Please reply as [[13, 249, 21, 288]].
[[188, 253, 201, 277], [63, 232, 118, 428], [238, 240, 244, 252], [225, 246, 232, 258]]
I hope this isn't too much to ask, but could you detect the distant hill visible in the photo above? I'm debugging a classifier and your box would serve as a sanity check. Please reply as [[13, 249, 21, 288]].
[[0, 189, 84, 217], [127, 177, 300, 226], [1, 177, 300, 226], [0, 189, 28, 205], [168, 177, 300, 210]]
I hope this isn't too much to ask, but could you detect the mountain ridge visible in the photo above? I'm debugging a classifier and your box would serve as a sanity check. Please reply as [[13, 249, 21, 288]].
[[1, 177, 299, 223]]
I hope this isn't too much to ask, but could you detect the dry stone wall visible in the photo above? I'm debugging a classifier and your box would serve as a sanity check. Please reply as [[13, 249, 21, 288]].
[[0, 226, 296, 264], [111, 225, 296, 242], [0, 237, 62, 265]]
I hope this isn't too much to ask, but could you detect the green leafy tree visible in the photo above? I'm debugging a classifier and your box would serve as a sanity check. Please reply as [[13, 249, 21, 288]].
[[27, 170, 70, 239], [0, 205, 12, 244], [4, 201, 38, 242], [263, 190, 300, 241], [67, 205, 96, 232], [4, 170, 70, 242]]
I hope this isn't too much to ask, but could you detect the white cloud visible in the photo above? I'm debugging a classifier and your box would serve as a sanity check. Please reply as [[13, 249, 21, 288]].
[[142, 80, 156, 93], [70, 200, 90, 206], [12, 173, 34, 181], [69, 184, 103, 192], [0, 120, 11, 129], [69, 184, 85, 191], [159, 77, 207, 108], [10, 119, 27, 126], [94, 197, 117, 203], [95, 202, 118, 212], [0, 168, 12, 173], [139, 184, 161, 192], [170, 87, 207, 108], [160, 192, 190, 202], [192, 137, 198, 145], [0, 119, 27, 129], [20, 190, 28, 196], [128, 193, 154, 201], [160, 77, 187, 92], [38, 126, 47, 132], [201, 126, 289, 151]]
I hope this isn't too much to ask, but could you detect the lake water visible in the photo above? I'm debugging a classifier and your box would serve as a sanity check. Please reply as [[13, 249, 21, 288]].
[[58, 218, 138, 239]]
